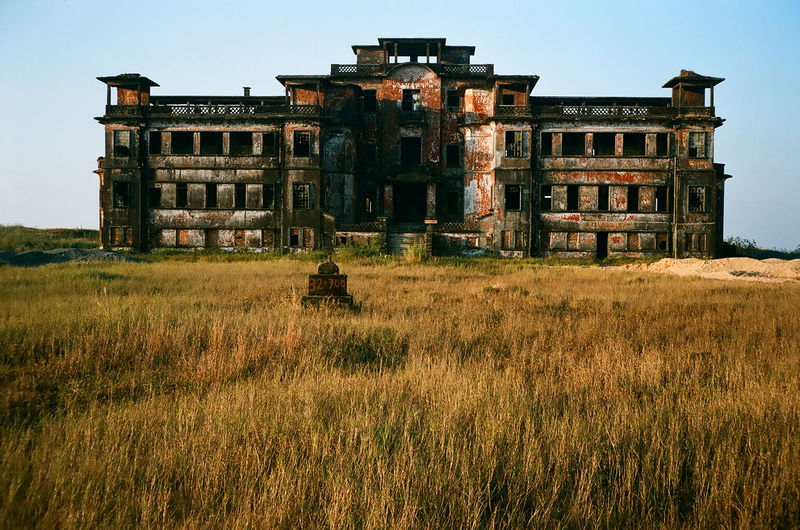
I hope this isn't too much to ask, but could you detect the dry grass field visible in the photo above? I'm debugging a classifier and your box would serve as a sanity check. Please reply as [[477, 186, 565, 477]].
[[0, 258, 798, 528]]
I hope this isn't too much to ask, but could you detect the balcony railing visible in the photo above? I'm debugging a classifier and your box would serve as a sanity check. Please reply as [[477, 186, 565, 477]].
[[105, 104, 322, 118], [532, 105, 715, 119], [330, 63, 495, 77], [495, 105, 530, 116], [435, 221, 480, 233], [438, 64, 494, 76], [331, 64, 387, 75]]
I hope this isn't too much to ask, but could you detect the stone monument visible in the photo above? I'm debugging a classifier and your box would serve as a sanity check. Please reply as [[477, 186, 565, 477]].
[[301, 258, 354, 306]]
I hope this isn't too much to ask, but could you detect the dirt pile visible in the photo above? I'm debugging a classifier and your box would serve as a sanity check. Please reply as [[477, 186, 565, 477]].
[[620, 257, 800, 283], [0, 248, 144, 267]]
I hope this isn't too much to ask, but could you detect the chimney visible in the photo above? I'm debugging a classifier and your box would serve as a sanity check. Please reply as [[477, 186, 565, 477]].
[[243, 86, 251, 97]]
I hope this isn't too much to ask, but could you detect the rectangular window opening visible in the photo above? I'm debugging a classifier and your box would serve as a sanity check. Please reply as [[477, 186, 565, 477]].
[[262, 132, 277, 157], [230, 132, 253, 156], [656, 133, 669, 156], [688, 132, 707, 158], [567, 185, 579, 211], [505, 184, 522, 211], [289, 227, 301, 247], [402, 89, 421, 111], [593, 133, 615, 156], [446, 89, 459, 110], [363, 89, 377, 112], [627, 186, 639, 212], [113, 130, 131, 157], [292, 183, 313, 210], [541, 132, 553, 156], [623, 133, 646, 156], [200, 132, 223, 155], [113, 181, 132, 208], [149, 185, 162, 208], [176, 182, 188, 208], [205, 229, 219, 248], [598, 185, 609, 211], [688, 185, 708, 213], [293, 130, 312, 157], [110, 227, 123, 245], [171, 131, 194, 155], [206, 183, 217, 208], [504, 130, 527, 158], [655, 186, 669, 212], [445, 144, 461, 168], [263, 183, 275, 209], [501, 93, 515, 106], [656, 233, 669, 251], [234, 183, 246, 208], [541, 185, 552, 211], [562, 132, 585, 156], [400, 137, 422, 165], [148, 131, 162, 155]]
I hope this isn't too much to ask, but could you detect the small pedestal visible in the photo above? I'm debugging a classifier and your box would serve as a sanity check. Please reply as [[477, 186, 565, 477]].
[[301, 259, 354, 307]]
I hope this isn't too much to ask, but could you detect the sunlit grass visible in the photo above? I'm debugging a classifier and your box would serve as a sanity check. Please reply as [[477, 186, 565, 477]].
[[1, 259, 798, 527]]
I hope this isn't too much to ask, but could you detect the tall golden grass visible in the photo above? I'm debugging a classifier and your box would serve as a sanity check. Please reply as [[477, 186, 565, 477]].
[[0, 259, 798, 527]]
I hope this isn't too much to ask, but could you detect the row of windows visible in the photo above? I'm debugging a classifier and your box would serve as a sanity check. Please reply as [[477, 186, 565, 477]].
[[541, 231, 670, 252], [540, 131, 709, 158], [114, 182, 315, 210], [502, 184, 709, 213], [112, 130, 313, 158], [539, 185, 671, 213], [363, 89, 461, 113], [156, 228, 312, 249]]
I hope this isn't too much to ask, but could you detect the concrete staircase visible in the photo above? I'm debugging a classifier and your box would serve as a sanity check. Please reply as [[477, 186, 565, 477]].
[[387, 232, 423, 255], [386, 223, 426, 255]]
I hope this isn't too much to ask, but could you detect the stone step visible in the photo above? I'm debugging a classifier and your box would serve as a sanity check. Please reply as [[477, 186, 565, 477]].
[[386, 232, 424, 255]]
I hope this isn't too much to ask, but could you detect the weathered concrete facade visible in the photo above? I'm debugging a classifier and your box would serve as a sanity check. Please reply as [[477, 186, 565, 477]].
[[95, 38, 730, 258]]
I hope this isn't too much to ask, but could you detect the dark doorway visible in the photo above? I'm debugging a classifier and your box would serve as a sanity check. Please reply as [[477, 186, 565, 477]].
[[394, 182, 427, 222], [596, 232, 608, 260], [400, 137, 422, 166]]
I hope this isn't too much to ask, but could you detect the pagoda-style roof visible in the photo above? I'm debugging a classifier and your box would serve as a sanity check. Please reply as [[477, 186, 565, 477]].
[[663, 70, 724, 88], [97, 73, 159, 88]]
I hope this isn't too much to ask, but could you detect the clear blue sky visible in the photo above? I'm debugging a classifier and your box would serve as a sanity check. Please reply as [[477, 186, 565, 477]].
[[1, 0, 798, 249]]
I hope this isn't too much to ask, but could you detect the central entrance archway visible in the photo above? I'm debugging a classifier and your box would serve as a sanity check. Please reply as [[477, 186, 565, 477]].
[[393, 182, 427, 223]]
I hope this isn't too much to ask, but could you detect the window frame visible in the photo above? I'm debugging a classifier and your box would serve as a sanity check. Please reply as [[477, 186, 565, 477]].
[[688, 185, 709, 213], [540, 185, 552, 211], [504, 184, 523, 211], [445, 144, 462, 168], [292, 182, 314, 210], [363, 89, 377, 112], [562, 132, 585, 156], [199, 131, 224, 155], [688, 132, 707, 158], [401, 89, 421, 111], [230, 132, 253, 156], [293, 130, 313, 158], [171, 131, 194, 155], [112, 181, 132, 208], [113, 130, 131, 158], [446, 89, 459, 110], [262, 131, 278, 157], [504, 130, 528, 158]]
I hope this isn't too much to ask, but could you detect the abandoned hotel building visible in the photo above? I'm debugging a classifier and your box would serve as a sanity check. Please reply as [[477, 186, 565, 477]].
[[95, 38, 731, 258]]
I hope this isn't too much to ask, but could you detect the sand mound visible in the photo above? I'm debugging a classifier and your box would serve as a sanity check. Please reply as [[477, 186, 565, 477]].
[[0, 248, 144, 267], [621, 257, 800, 283]]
